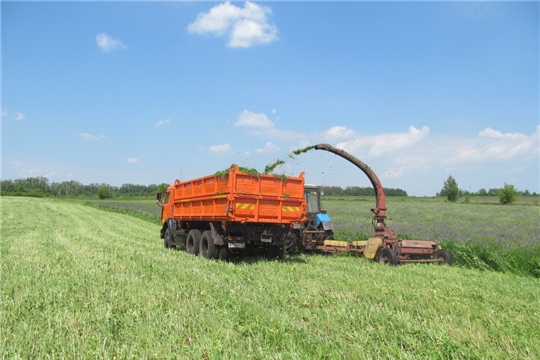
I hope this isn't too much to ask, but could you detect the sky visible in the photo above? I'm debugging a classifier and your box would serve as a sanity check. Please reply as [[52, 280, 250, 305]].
[[2, 1, 539, 196]]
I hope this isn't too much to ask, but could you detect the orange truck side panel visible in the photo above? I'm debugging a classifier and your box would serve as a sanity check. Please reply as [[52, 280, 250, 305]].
[[169, 165, 305, 225]]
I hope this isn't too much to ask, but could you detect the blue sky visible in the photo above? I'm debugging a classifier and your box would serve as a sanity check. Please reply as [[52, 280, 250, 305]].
[[2, 1, 539, 196]]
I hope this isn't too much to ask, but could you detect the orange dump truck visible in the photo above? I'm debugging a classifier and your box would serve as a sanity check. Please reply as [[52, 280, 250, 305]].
[[157, 165, 306, 259]]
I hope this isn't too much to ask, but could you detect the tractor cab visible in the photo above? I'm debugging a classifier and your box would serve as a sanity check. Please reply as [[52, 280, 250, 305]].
[[304, 185, 334, 238]]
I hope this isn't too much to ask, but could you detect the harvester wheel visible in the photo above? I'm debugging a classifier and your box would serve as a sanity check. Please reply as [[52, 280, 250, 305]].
[[200, 230, 218, 259], [186, 229, 201, 256], [377, 248, 398, 265], [164, 228, 176, 249], [433, 249, 453, 265]]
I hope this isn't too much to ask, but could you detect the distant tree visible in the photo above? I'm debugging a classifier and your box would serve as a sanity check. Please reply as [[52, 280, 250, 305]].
[[440, 175, 459, 202], [477, 188, 487, 196], [499, 183, 518, 204], [98, 186, 113, 199], [157, 183, 170, 195]]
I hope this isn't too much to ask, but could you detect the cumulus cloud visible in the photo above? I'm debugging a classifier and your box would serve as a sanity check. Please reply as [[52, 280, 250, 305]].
[[15, 112, 25, 121], [187, 1, 278, 48], [78, 132, 106, 141], [442, 126, 539, 165], [127, 158, 140, 163], [324, 126, 356, 141], [209, 143, 231, 153], [235, 110, 274, 128], [255, 142, 279, 154], [336, 126, 430, 158], [155, 118, 171, 128], [96, 33, 127, 52]]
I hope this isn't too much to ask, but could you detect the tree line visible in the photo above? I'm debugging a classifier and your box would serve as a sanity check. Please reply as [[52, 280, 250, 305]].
[[0, 177, 169, 199], [1, 176, 409, 199], [319, 185, 408, 197], [2, 175, 537, 201]]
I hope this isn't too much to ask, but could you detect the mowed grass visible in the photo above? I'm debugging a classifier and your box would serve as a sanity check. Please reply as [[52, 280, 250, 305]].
[[2, 197, 540, 359]]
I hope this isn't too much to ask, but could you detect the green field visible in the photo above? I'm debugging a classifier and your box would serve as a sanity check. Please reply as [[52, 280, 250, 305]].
[[2, 197, 540, 358]]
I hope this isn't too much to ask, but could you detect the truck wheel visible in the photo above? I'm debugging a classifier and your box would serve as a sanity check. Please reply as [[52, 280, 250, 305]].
[[186, 229, 201, 255], [218, 246, 229, 261], [164, 227, 176, 249], [200, 230, 218, 259], [433, 249, 453, 265], [377, 248, 398, 265]]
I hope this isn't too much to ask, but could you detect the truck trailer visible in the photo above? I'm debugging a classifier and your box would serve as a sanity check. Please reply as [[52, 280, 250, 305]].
[[157, 165, 306, 260]]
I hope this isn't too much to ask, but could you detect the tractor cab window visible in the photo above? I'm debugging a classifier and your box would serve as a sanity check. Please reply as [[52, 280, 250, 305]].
[[306, 191, 320, 213]]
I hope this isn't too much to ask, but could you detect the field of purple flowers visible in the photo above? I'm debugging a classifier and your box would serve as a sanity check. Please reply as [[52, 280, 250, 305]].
[[324, 199, 540, 277]]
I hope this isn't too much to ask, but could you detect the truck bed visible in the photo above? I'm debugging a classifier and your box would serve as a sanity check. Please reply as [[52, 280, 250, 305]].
[[170, 165, 305, 224]]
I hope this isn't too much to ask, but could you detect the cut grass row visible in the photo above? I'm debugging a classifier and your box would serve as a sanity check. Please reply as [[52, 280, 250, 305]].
[[2, 197, 539, 358]]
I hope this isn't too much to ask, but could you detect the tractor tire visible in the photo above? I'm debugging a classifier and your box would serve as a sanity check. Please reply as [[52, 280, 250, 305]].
[[200, 230, 218, 259], [164, 227, 176, 249], [186, 229, 201, 256], [377, 248, 398, 265], [433, 249, 453, 265], [284, 231, 299, 255]]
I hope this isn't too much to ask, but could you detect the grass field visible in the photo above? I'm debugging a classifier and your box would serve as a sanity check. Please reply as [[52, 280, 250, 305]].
[[2, 197, 540, 358], [92, 196, 540, 277]]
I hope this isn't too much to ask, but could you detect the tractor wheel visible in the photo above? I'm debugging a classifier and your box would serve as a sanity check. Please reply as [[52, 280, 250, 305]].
[[200, 230, 218, 259], [377, 248, 398, 265], [433, 249, 453, 265], [283, 231, 299, 255], [164, 227, 176, 249], [186, 229, 201, 255]]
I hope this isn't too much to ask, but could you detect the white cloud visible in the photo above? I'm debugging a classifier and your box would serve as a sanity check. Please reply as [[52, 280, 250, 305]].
[[209, 143, 231, 153], [187, 1, 278, 48], [2, 108, 7, 117], [127, 158, 140, 163], [12, 160, 22, 168], [235, 110, 274, 128], [336, 126, 430, 158], [15, 112, 25, 121], [324, 126, 356, 141], [255, 142, 279, 154], [78, 132, 106, 141], [96, 33, 127, 52], [442, 126, 539, 165], [155, 118, 171, 128]]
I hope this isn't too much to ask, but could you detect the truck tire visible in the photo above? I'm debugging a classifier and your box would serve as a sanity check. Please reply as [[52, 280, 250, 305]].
[[164, 227, 176, 249], [218, 246, 229, 261], [433, 249, 453, 265], [200, 230, 218, 259], [377, 247, 398, 265], [186, 229, 201, 256]]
